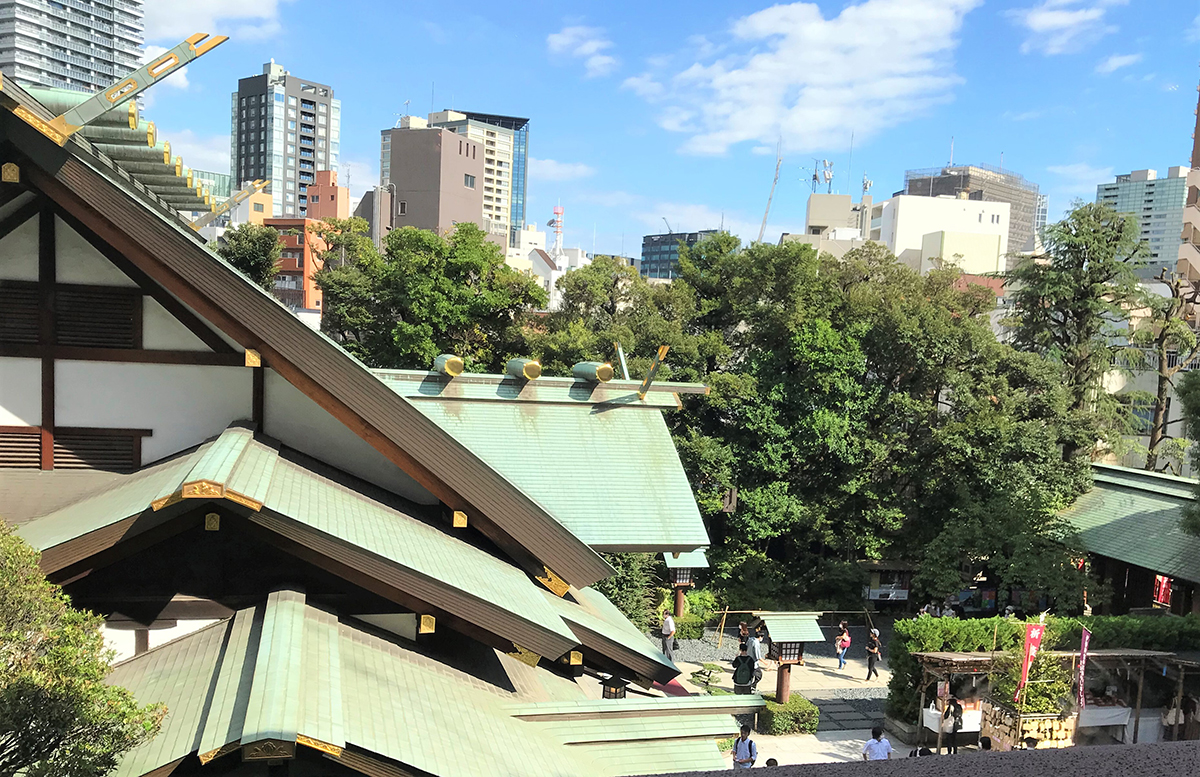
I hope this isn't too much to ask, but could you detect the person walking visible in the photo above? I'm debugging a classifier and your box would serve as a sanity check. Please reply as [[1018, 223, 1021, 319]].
[[732, 643, 756, 695], [746, 626, 766, 691], [660, 611, 676, 662], [861, 727, 893, 760], [731, 724, 757, 769], [865, 628, 882, 682], [942, 696, 963, 754], [835, 622, 851, 671]]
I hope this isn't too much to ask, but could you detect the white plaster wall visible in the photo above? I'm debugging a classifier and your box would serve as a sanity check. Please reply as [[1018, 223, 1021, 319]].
[[55, 217, 137, 286], [0, 357, 40, 426], [264, 370, 436, 505], [103, 619, 219, 664], [56, 361, 252, 464], [141, 298, 212, 351], [0, 216, 38, 281]]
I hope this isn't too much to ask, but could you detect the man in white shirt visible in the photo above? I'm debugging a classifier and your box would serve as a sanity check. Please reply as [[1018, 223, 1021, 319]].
[[861, 727, 893, 760], [745, 626, 766, 691], [660, 612, 676, 661], [731, 724, 757, 769]]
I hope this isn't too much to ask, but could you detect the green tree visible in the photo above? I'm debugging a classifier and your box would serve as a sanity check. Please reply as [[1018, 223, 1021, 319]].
[[0, 524, 162, 776], [215, 222, 282, 290], [590, 553, 658, 631], [1004, 202, 1146, 459], [314, 223, 547, 370], [1173, 370, 1200, 535], [1125, 271, 1200, 472]]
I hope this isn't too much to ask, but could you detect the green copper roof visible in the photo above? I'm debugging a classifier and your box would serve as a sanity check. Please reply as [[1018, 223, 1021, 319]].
[[547, 586, 678, 683], [752, 612, 826, 643], [106, 592, 731, 777], [663, 550, 709, 569], [507, 694, 764, 720], [404, 398, 708, 553], [17, 425, 577, 653], [1064, 464, 1200, 584]]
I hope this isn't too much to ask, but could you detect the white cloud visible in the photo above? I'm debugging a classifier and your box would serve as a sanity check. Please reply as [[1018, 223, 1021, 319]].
[[622, 73, 665, 99], [158, 129, 230, 174], [547, 26, 618, 77], [624, 0, 980, 156], [1003, 109, 1043, 121], [528, 158, 596, 182], [1096, 52, 1141, 74], [338, 159, 378, 201], [1009, 0, 1128, 56], [1190, 14, 1200, 43], [143, 0, 292, 42], [1046, 162, 1114, 207]]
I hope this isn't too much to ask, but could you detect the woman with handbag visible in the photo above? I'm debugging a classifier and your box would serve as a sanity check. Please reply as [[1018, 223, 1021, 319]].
[[835, 622, 851, 671]]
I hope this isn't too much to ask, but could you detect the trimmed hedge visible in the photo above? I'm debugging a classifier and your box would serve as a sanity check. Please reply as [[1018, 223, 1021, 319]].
[[886, 614, 1200, 721], [757, 693, 820, 735]]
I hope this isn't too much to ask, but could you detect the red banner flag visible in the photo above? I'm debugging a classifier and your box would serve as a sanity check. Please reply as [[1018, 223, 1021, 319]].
[[1077, 626, 1091, 709], [1014, 623, 1045, 703]]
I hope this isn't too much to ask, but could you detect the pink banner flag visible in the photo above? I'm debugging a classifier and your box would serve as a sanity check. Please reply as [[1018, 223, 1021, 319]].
[[1077, 627, 1091, 709], [1014, 623, 1045, 703]]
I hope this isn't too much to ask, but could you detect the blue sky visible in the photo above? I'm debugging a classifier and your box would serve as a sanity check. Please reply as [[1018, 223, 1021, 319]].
[[142, 0, 1200, 256]]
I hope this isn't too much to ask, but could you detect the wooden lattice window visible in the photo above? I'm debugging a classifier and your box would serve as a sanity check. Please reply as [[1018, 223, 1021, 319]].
[[55, 286, 142, 349], [53, 428, 145, 472], [0, 281, 38, 344], [777, 642, 803, 662], [0, 429, 41, 468]]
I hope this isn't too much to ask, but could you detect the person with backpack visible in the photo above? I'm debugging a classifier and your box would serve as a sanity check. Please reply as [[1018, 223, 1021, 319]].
[[865, 628, 882, 682], [731, 643, 756, 695], [731, 724, 757, 769], [942, 696, 964, 754], [746, 625, 767, 691], [835, 622, 851, 671]]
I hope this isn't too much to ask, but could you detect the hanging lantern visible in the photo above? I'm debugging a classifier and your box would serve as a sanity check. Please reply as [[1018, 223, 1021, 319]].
[[601, 675, 629, 699]]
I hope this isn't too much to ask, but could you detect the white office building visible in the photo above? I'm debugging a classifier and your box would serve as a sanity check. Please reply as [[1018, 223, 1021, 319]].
[[870, 194, 1010, 275]]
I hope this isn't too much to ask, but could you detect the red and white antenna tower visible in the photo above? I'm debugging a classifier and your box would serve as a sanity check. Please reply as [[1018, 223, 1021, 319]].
[[549, 205, 565, 259]]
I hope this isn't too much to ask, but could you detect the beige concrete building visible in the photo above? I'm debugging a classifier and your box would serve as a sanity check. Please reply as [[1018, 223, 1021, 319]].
[[870, 194, 1010, 275], [379, 116, 486, 240], [779, 193, 873, 257]]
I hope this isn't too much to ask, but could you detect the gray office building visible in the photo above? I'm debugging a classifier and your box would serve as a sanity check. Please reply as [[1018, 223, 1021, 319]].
[[641, 230, 718, 279], [0, 0, 143, 93], [902, 164, 1042, 265], [231, 61, 341, 218], [1097, 167, 1189, 278]]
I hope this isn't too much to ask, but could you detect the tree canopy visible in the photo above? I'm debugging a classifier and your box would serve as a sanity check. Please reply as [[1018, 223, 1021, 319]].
[[0, 524, 161, 776], [315, 222, 547, 371], [215, 222, 282, 290]]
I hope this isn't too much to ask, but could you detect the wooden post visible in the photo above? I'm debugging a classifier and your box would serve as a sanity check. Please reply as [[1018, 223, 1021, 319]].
[[674, 586, 686, 619], [134, 629, 149, 655], [936, 702, 945, 754], [1173, 666, 1186, 742], [1132, 663, 1146, 744], [717, 608, 729, 651], [917, 670, 928, 747], [776, 663, 792, 704]]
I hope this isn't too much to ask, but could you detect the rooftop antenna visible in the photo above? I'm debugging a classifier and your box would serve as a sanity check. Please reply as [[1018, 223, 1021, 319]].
[[549, 205, 565, 259], [822, 159, 834, 194], [811, 158, 821, 192], [949, 136, 955, 167], [862, 172, 873, 196], [1000, 151, 1004, 171]]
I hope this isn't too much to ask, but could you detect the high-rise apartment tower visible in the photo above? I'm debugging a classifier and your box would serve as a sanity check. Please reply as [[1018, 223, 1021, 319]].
[[231, 61, 341, 217], [0, 0, 143, 93]]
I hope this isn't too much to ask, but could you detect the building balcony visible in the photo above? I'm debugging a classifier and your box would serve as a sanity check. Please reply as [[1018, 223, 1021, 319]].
[[272, 287, 306, 309]]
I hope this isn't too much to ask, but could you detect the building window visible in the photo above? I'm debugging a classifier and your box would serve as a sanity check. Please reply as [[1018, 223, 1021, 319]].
[[398, 201, 407, 216], [464, 174, 475, 189], [253, 202, 265, 213], [311, 195, 319, 203]]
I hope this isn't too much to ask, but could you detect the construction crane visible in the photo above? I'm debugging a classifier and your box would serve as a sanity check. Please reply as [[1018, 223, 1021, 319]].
[[191, 179, 269, 230], [757, 139, 783, 244], [662, 217, 672, 234]]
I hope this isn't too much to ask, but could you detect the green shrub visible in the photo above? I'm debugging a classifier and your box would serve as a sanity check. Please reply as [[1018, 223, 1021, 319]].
[[716, 737, 735, 753], [757, 693, 820, 735], [676, 614, 706, 640], [686, 588, 721, 621]]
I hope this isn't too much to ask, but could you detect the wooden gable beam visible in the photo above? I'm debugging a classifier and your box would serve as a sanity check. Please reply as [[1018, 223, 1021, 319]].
[[18, 152, 611, 590], [49, 203, 236, 354], [0, 195, 40, 242]]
